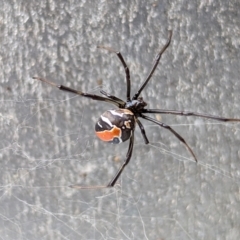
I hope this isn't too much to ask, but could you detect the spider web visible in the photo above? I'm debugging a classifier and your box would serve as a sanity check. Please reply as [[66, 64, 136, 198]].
[[1, 1, 240, 239]]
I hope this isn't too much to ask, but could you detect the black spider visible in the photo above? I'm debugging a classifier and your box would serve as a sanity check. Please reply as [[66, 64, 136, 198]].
[[33, 30, 240, 189]]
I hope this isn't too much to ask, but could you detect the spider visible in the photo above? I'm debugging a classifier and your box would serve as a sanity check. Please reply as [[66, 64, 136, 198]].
[[33, 30, 240, 189]]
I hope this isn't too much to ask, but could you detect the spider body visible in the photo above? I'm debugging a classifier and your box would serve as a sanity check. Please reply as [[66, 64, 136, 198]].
[[33, 30, 240, 189], [125, 97, 147, 113], [95, 109, 135, 144]]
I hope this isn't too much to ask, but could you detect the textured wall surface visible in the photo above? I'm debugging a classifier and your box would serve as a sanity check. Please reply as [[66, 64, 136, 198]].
[[1, 1, 240, 239]]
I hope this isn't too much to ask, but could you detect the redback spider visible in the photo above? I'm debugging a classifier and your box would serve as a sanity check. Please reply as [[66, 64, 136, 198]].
[[33, 30, 240, 189]]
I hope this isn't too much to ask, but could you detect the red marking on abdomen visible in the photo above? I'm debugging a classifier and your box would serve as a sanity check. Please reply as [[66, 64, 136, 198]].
[[95, 126, 121, 142]]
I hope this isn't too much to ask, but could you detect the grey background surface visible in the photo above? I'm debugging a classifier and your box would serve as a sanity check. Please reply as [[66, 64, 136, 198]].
[[1, 1, 240, 239]]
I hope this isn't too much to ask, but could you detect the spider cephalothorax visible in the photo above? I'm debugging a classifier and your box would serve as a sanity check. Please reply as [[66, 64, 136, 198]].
[[33, 30, 240, 189], [125, 97, 148, 113]]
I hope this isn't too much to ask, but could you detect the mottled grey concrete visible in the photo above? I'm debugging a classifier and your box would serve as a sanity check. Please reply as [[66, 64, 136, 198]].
[[1, 1, 240, 239]]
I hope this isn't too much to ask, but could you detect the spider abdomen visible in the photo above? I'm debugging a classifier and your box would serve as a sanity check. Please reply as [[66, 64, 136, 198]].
[[95, 109, 135, 144]]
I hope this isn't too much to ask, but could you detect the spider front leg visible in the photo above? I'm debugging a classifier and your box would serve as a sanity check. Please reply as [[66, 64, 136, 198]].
[[97, 45, 131, 101], [133, 30, 172, 100], [70, 132, 134, 189], [141, 114, 197, 162]]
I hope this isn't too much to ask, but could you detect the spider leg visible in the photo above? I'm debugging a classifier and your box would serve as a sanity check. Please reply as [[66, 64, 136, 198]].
[[133, 30, 172, 100], [97, 45, 131, 101], [100, 90, 126, 107], [140, 114, 197, 162], [136, 118, 149, 144], [107, 132, 134, 187], [32, 77, 121, 107], [142, 109, 240, 122], [70, 132, 134, 189]]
